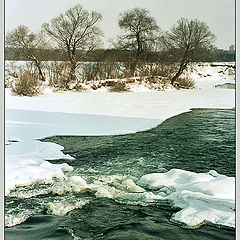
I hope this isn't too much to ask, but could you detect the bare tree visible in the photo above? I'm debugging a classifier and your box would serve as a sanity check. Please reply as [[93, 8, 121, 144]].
[[163, 18, 216, 84], [115, 8, 160, 75], [6, 25, 46, 81], [42, 4, 103, 83]]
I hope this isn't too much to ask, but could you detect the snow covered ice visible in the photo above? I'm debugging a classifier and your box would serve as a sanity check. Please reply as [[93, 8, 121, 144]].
[[138, 169, 235, 228]]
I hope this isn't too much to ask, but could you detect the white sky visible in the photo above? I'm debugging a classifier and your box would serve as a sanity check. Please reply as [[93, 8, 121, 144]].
[[5, 0, 235, 49]]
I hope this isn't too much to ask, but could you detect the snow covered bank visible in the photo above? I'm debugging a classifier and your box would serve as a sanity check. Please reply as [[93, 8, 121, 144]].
[[5, 62, 235, 120], [5, 87, 234, 121], [5, 61, 235, 93], [189, 62, 235, 89]]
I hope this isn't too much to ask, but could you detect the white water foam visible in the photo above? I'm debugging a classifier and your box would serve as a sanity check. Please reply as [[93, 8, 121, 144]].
[[5, 210, 33, 227], [47, 199, 89, 216], [5, 167, 235, 229]]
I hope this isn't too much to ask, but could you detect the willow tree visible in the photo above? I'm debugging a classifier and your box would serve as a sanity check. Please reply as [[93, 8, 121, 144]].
[[42, 4, 103, 82], [6, 25, 46, 81], [116, 8, 160, 75], [163, 18, 216, 84]]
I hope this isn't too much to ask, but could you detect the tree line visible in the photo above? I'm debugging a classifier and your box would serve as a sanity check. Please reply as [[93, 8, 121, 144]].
[[6, 4, 217, 85]]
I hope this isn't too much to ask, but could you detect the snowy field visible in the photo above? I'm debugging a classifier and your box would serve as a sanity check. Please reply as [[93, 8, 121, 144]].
[[5, 62, 235, 228]]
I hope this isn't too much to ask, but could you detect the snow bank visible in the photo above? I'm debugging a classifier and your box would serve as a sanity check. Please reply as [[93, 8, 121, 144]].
[[189, 62, 235, 89], [5, 88, 234, 121], [6, 62, 235, 120], [117, 169, 235, 229], [5, 61, 235, 94]]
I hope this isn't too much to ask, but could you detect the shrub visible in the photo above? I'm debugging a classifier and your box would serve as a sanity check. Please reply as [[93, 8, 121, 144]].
[[5, 75, 13, 88], [5, 62, 20, 88], [55, 75, 71, 90], [103, 80, 116, 87], [11, 69, 42, 96], [136, 62, 178, 79], [46, 62, 70, 90], [109, 81, 130, 92], [91, 84, 99, 90], [152, 65, 173, 78], [80, 61, 123, 82], [80, 62, 103, 82], [102, 57, 122, 79]]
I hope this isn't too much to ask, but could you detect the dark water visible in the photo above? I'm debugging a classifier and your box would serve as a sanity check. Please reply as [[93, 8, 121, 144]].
[[45, 108, 235, 177], [5, 108, 235, 240]]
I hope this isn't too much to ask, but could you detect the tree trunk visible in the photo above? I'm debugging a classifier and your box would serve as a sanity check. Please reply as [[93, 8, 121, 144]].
[[170, 61, 188, 84], [130, 57, 140, 77], [67, 47, 77, 81], [34, 60, 45, 81], [170, 68, 183, 84], [37, 64, 45, 81], [130, 60, 136, 76], [70, 61, 77, 81]]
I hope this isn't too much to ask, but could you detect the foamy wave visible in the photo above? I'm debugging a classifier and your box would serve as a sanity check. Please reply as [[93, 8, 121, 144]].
[[50, 176, 89, 195], [47, 199, 89, 216], [5, 210, 34, 227]]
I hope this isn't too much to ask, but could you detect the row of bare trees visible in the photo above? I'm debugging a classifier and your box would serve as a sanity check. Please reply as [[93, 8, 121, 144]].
[[6, 4, 216, 87]]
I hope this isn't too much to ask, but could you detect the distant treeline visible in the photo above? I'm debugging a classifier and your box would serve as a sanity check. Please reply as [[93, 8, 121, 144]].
[[211, 50, 235, 62], [4, 47, 235, 62], [4, 47, 156, 62]]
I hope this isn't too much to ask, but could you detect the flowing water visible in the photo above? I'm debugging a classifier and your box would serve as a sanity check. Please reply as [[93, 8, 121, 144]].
[[5, 108, 235, 239]]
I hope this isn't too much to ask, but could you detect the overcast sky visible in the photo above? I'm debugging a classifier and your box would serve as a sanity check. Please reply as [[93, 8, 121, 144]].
[[5, 0, 235, 49]]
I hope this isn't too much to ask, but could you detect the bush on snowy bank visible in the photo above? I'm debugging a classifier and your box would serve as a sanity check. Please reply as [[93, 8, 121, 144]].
[[45, 61, 71, 91], [11, 69, 43, 97], [6, 61, 235, 95], [136, 62, 177, 79], [8, 69, 193, 95]]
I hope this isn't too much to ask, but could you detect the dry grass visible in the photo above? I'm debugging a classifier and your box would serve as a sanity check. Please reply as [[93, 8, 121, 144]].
[[109, 81, 130, 92], [137, 63, 177, 79], [5, 63, 19, 88], [5, 75, 13, 88]]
